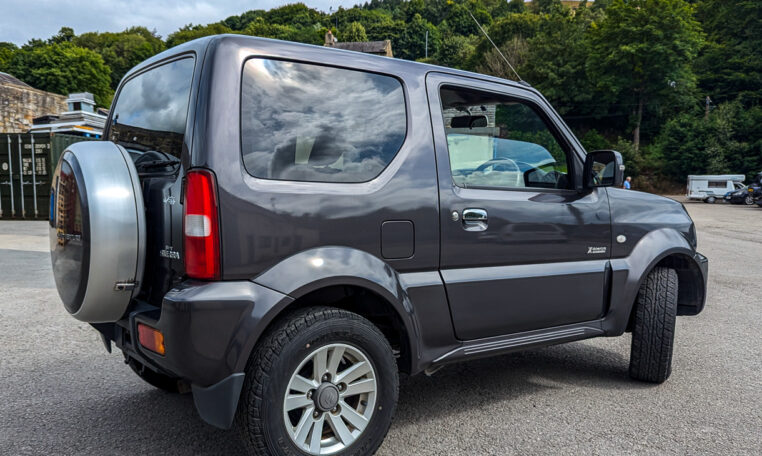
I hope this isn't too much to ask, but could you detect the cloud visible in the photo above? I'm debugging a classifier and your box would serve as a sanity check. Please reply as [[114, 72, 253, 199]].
[[0, 0, 359, 45]]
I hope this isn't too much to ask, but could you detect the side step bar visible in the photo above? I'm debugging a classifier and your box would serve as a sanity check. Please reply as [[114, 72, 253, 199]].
[[431, 320, 605, 367]]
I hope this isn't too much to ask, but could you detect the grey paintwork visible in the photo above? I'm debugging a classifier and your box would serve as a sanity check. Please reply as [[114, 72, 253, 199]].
[[79, 35, 707, 429]]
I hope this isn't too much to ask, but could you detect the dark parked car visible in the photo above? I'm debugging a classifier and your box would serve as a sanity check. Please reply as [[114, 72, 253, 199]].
[[725, 183, 756, 205], [49, 36, 708, 456]]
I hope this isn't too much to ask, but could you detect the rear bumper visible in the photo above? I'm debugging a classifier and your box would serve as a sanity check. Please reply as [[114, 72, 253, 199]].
[[103, 280, 290, 428]]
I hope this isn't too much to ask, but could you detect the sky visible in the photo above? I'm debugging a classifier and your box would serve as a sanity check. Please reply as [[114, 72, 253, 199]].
[[0, 0, 361, 46]]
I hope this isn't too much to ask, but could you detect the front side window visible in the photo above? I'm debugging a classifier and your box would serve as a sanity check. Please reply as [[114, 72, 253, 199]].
[[109, 57, 195, 158], [241, 59, 407, 183], [440, 86, 572, 190]]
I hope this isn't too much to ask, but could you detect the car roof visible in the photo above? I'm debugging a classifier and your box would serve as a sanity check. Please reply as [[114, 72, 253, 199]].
[[122, 34, 534, 94]]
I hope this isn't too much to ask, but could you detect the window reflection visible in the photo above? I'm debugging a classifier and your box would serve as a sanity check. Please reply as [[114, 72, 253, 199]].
[[241, 59, 407, 183], [109, 58, 195, 158]]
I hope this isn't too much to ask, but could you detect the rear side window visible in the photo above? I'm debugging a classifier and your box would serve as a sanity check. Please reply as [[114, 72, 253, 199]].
[[109, 57, 195, 158], [241, 59, 407, 183]]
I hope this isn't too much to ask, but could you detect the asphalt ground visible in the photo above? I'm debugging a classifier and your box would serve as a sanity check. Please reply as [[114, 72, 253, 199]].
[[1, 198, 760, 455]]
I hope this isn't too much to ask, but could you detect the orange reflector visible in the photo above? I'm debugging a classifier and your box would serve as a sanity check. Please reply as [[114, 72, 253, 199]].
[[137, 323, 165, 355]]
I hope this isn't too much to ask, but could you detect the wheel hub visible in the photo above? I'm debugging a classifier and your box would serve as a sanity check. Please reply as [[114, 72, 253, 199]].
[[314, 382, 340, 412]]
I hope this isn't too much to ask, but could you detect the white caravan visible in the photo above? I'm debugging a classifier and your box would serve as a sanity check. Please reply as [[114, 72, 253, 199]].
[[686, 174, 745, 203]]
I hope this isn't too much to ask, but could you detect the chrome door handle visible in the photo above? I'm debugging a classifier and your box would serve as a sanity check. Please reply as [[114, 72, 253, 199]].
[[462, 208, 488, 231]]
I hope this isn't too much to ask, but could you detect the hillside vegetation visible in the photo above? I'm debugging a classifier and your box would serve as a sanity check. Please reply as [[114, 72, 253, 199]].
[[1, 0, 759, 188]]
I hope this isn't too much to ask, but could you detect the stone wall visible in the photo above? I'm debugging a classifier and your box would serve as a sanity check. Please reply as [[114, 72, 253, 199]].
[[0, 83, 67, 133]]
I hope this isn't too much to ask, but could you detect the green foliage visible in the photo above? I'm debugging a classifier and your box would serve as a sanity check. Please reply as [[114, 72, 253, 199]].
[[532, 0, 564, 14], [342, 22, 368, 42], [396, 14, 440, 61], [4, 41, 112, 106], [433, 35, 477, 69], [222, 10, 265, 31], [586, 0, 703, 148], [4, 0, 760, 188], [243, 18, 324, 45], [694, 0, 762, 106], [579, 129, 610, 152], [506, 0, 526, 14], [653, 102, 762, 180], [520, 7, 599, 116], [262, 3, 325, 28], [0, 42, 17, 68], [166, 23, 233, 48], [74, 27, 165, 89]]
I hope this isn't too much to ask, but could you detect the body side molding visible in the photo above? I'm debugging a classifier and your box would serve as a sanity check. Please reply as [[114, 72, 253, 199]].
[[431, 320, 605, 367]]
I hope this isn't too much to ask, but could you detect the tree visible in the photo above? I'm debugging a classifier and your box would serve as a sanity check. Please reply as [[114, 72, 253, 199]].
[[74, 27, 165, 89], [5, 42, 112, 106], [434, 35, 477, 69], [519, 7, 601, 117], [262, 3, 325, 28], [653, 102, 762, 180], [166, 23, 233, 48], [0, 42, 17, 69], [395, 14, 440, 61], [694, 0, 762, 106], [506, 0, 526, 14], [49, 27, 75, 44], [586, 0, 703, 150], [469, 12, 540, 70], [532, 0, 564, 14], [223, 10, 266, 31], [243, 18, 324, 45], [342, 22, 368, 42]]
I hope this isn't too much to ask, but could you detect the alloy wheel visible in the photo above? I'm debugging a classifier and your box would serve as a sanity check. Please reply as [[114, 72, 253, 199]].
[[283, 343, 377, 455]]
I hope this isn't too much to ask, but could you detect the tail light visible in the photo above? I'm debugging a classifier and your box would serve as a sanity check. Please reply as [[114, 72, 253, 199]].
[[183, 169, 221, 279]]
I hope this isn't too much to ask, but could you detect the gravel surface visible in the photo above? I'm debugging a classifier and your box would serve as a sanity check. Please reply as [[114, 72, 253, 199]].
[[1, 199, 760, 455]]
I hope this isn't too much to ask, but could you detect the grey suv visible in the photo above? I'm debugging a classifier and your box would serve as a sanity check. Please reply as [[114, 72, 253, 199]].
[[49, 35, 708, 456]]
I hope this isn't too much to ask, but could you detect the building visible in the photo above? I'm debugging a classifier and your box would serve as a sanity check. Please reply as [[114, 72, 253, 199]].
[[28, 92, 107, 138], [0, 72, 67, 133], [324, 31, 393, 57]]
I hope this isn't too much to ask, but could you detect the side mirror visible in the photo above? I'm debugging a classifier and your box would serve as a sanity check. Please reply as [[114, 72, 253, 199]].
[[584, 150, 624, 188]]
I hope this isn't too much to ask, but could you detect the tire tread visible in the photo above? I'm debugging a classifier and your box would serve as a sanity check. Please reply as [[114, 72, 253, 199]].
[[629, 267, 679, 383]]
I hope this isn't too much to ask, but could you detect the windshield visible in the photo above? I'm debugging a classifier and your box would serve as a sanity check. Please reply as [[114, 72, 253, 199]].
[[108, 57, 195, 158]]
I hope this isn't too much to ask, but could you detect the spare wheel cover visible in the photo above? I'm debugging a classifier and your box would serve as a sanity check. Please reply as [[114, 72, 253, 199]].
[[49, 141, 145, 323]]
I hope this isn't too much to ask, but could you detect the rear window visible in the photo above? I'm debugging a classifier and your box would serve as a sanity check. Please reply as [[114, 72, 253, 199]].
[[109, 57, 195, 158], [240, 59, 407, 183]]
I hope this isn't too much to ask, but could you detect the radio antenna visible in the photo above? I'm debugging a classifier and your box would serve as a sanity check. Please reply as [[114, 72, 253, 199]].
[[466, 8, 524, 83]]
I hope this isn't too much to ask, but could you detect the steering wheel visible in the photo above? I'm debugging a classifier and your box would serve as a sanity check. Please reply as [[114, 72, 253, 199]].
[[475, 158, 520, 173]]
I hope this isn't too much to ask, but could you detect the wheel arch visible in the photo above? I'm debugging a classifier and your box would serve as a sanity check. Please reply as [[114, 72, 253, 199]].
[[239, 247, 421, 375], [605, 228, 708, 335]]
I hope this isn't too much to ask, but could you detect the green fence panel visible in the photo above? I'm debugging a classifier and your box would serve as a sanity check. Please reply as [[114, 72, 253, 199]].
[[0, 133, 97, 220]]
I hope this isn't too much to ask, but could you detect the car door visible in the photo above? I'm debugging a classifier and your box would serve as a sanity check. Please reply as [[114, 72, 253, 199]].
[[427, 73, 612, 340]]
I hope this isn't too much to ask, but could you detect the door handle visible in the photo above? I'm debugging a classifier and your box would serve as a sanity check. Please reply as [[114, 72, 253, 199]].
[[462, 208, 488, 231]]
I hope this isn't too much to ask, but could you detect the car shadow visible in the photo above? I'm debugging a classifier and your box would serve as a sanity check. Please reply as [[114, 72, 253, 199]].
[[394, 340, 642, 425], [9, 341, 636, 454]]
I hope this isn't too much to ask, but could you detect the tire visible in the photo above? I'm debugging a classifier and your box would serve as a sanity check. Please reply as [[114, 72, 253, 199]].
[[126, 356, 183, 393], [629, 267, 679, 383], [744, 195, 755, 205], [236, 307, 398, 456], [705, 196, 716, 204]]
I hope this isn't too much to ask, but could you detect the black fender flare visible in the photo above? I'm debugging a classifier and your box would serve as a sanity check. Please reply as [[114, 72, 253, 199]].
[[239, 246, 421, 373], [604, 228, 707, 335]]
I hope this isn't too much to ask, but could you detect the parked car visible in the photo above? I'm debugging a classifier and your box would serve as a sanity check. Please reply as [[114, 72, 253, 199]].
[[48, 35, 708, 456], [687, 174, 745, 203], [725, 184, 756, 205]]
